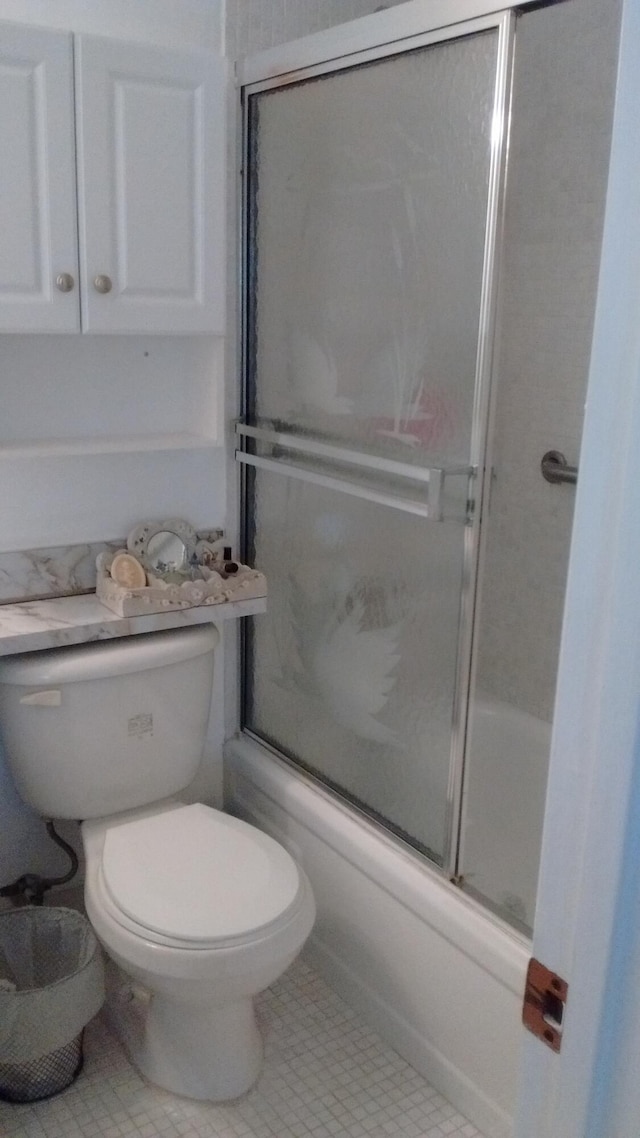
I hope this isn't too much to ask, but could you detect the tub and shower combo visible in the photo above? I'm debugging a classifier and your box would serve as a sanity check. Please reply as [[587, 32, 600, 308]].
[[227, 0, 619, 1133]]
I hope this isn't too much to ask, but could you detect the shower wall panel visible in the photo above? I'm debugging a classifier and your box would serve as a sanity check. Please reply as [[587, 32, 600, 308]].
[[475, 0, 622, 723], [462, 0, 622, 930]]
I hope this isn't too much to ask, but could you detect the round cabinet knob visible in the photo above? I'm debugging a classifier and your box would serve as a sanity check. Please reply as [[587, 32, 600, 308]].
[[93, 274, 113, 294], [55, 272, 75, 293]]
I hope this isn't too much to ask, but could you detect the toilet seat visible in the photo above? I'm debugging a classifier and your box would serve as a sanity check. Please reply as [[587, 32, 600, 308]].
[[98, 803, 306, 950]]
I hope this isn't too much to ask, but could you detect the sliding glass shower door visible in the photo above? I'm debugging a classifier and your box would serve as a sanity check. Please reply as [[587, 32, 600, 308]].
[[239, 15, 513, 868]]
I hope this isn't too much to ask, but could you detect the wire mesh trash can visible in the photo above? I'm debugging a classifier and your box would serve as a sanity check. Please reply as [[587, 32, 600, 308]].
[[0, 907, 104, 1103]]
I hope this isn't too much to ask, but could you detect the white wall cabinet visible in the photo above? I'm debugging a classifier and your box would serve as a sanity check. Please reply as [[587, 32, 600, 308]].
[[0, 25, 79, 333], [0, 23, 225, 334], [75, 35, 225, 334]]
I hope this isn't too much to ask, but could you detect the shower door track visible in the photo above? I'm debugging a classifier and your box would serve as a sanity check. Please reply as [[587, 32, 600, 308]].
[[237, 0, 526, 881]]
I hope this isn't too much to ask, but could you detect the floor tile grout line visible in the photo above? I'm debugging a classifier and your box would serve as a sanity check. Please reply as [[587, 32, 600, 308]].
[[0, 957, 486, 1138]]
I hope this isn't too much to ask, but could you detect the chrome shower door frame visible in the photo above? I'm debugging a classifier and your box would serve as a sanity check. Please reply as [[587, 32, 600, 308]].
[[238, 0, 520, 879]]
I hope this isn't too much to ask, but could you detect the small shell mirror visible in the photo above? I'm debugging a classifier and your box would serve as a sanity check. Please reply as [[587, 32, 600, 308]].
[[145, 531, 188, 572], [127, 518, 197, 575]]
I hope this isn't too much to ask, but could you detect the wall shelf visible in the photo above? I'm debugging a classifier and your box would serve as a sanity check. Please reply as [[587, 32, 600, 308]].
[[0, 332, 224, 549]]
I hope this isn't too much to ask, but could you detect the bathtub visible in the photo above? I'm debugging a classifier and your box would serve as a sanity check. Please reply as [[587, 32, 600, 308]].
[[225, 722, 533, 1138]]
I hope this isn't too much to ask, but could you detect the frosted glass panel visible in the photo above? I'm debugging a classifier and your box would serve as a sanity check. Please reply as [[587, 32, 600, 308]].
[[243, 26, 504, 863], [245, 468, 468, 861], [247, 30, 498, 466]]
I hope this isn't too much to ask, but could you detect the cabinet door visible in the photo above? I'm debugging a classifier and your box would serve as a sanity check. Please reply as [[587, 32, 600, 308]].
[[0, 25, 79, 332], [75, 36, 226, 334]]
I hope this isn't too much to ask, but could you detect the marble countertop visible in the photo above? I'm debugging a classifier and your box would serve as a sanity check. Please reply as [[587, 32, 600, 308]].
[[0, 593, 266, 656]]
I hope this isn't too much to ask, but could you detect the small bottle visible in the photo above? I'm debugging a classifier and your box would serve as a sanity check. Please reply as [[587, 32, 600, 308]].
[[221, 546, 238, 577]]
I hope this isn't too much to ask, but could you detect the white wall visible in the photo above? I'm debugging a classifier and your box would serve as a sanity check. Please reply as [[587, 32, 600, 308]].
[[0, 740, 79, 887], [0, 0, 221, 51]]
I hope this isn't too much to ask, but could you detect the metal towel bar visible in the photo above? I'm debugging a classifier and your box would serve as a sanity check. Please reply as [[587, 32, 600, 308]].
[[235, 423, 474, 521], [236, 450, 442, 519]]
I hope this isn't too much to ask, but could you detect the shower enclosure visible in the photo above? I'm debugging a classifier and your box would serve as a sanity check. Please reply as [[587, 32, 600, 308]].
[[237, 0, 616, 934]]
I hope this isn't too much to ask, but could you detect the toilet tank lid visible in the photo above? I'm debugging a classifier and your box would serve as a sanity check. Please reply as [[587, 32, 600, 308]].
[[0, 625, 219, 686], [101, 804, 303, 944]]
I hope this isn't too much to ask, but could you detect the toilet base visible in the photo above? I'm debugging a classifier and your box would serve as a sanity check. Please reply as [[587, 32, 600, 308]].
[[106, 978, 263, 1101]]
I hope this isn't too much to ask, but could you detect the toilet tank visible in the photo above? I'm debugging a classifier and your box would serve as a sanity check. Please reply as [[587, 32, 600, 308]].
[[0, 625, 218, 820]]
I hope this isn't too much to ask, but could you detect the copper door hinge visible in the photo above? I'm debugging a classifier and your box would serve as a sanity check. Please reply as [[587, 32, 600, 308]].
[[522, 958, 568, 1053]]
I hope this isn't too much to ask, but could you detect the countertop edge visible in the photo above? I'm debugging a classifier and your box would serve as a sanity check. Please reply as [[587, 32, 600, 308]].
[[0, 594, 266, 656]]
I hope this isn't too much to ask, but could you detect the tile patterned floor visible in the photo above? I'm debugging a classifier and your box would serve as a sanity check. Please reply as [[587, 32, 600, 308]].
[[0, 958, 486, 1138]]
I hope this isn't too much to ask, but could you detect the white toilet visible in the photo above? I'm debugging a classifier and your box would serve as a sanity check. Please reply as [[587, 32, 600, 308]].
[[0, 625, 315, 1101]]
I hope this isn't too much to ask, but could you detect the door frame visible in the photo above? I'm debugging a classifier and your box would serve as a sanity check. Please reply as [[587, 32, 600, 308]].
[[514, 0, 640, 1133]]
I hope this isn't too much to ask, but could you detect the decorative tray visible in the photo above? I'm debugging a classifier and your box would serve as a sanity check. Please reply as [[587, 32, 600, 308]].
[[96, 550, 267, 618]]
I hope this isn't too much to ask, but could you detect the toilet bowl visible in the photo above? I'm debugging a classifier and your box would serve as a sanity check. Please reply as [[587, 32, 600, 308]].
[[82, 801, 315, 1101], [0, 626, 316, 1101]]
